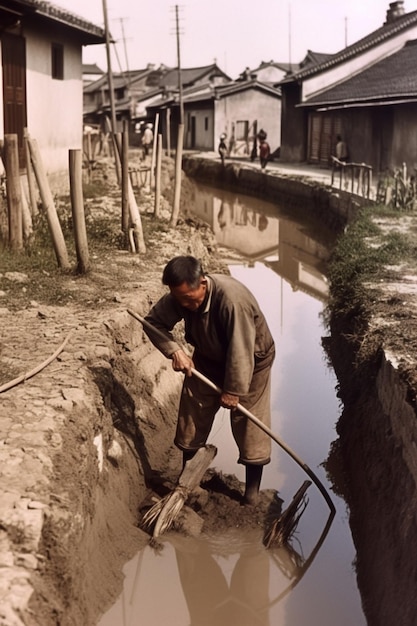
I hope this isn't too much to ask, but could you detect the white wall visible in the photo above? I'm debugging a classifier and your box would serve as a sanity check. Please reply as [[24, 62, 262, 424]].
[[23, 25, 83, 185], [215, 89, 281, 152], [303, 26, 417, 100], [184, 108, 214, 150]]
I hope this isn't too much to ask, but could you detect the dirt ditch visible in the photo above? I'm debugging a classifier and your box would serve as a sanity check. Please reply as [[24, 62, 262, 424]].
[[2, 154, 417, 625]]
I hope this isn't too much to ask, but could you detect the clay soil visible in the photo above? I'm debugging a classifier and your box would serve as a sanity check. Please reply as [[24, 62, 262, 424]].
[[3, 153, 417, 625], [0, 155, 283, 626]]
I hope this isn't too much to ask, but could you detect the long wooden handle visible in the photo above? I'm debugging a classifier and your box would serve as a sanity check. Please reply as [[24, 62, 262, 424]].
[[127, 308, 336, 514]]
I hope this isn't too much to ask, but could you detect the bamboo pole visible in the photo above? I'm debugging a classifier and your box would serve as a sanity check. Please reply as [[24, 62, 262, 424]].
[[114, 134, 146, 253], [20, 176, 33, 241], [102, 0, 117, 136], [121, 126, 130, 236], [4, 134, 23, 250], [166, 108, 171, 157], [154, 134, 162, 218], [26, 135, 70, 270], [23, 128, 38, 216], [150, 113, 159, 189], [104, 116, 121, 184], [170, 123, 184, 228], [69, 149, 90, 274], [0, 330, 73, 394]]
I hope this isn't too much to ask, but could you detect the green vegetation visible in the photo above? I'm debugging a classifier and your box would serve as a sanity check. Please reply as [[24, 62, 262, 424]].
[[327, 204, 417, 321], [377, 166, 417, 210]]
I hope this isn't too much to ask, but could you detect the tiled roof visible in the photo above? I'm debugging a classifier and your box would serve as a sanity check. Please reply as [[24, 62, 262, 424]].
[[253, 60, 296, 72], [215, 79, 281, 98], [282, 9, 417, 83], [303, 39, 417, 106], [160, 64, 231, 87], [298, 50, 335, 69], [15, 1, 105, 42], [82, 64, 104, 75]]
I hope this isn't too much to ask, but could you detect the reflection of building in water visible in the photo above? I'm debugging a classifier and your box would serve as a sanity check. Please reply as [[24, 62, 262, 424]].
[[191, 185, 330, 302], [266, 219, 329, 302], [175, 534, 271, 626]]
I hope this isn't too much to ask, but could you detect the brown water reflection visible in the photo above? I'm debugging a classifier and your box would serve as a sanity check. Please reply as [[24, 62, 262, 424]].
[[99, 506, 335, 626], [189, 181, 331, 302]]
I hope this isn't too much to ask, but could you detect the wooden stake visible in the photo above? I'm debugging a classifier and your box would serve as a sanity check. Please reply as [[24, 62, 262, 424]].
[[114, 134, 146, 253], [150, 113, 159, 189], [20, 176, 33, 241], [121, 126, 130, 235], [154, 134, 162, 218], [4, 134, 23, 250], [69, 149, 90, 273], [166, 108, 171, 157], [23, 128, 38, 216], [27, 135, 70, 269], [170, 123, 184, 228]]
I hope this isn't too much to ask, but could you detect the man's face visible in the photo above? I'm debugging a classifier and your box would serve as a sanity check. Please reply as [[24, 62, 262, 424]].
[[170, 279, 207, 311]]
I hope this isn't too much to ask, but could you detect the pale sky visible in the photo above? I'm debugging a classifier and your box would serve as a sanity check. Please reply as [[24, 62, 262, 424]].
[[56, 0, 417, 78]]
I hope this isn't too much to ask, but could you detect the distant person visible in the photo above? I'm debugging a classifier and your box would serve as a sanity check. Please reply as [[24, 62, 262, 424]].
[[218, 133, 228, 166], [257, 129, 270, 171], [335, 135, 349, 163], [142, 123, 154, 157]]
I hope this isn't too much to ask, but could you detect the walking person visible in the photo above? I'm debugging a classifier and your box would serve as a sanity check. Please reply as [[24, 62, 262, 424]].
[[144, 255, 275, 506], [218, 133, 228, 166], [141, 123, 154, 157], [257, 129, 270, 171]]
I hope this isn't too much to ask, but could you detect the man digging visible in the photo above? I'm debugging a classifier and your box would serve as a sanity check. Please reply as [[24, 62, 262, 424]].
[[143, 255, 275, 506]]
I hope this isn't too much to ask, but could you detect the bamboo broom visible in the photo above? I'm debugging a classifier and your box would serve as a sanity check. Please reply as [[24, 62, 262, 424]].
[[142, 444, 217, 538]]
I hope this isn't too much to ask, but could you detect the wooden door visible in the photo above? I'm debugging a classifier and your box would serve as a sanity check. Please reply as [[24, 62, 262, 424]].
[[308, 113, 343, 166], [2, 33, 27, 166]]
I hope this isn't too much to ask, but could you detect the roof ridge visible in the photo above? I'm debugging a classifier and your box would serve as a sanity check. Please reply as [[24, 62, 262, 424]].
[[285, 9, 417, 82]]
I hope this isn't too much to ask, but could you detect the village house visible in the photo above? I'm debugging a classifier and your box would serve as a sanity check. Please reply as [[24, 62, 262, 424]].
[[279, 0, 417, 174], [82, 62, 104, 86], [237, 60, 295, 84], [143, 64, 231, 149], [0, 0, 105, 189], [83, 63, 171, 137], [146, 64, 282, 157]]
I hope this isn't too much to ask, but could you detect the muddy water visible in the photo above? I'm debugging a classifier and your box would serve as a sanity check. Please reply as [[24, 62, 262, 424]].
[[98, 184, 366, 625]]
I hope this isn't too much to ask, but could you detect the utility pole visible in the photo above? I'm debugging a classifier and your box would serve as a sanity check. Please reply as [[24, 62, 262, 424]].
[[102, 0, 117, 135], [119, 17, 131, 89], [288, 3, 292, 67], [345, 16, 348, 47], [175, 5, 184, 124]]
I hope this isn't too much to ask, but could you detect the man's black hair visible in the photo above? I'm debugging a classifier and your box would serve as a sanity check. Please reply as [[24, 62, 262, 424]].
[[162, 256, 205, 288]]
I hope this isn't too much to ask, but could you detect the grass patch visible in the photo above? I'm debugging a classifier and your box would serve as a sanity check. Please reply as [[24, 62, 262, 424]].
[[327, 205, 417, 319]]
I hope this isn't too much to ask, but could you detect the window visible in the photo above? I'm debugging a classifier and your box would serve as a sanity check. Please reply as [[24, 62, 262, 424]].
[[51, 43, 64, 80], [236, 120, 249, 141], [204, 117, 209, 131]]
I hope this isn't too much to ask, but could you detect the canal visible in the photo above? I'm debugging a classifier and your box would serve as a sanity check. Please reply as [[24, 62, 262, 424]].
[[98, 181, 366, 625]]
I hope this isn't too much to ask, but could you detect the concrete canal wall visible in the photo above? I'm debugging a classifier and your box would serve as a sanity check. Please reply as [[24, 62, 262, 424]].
[[182, 154, 373, 230]]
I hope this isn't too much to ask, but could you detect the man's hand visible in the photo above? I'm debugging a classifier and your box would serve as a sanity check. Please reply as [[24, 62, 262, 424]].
[[171, 349, 194, 376], [220, 392, 239, 409]]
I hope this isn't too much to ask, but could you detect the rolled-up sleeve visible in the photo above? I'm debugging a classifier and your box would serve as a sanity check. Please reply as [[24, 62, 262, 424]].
[[144, 295, 183, 358]]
